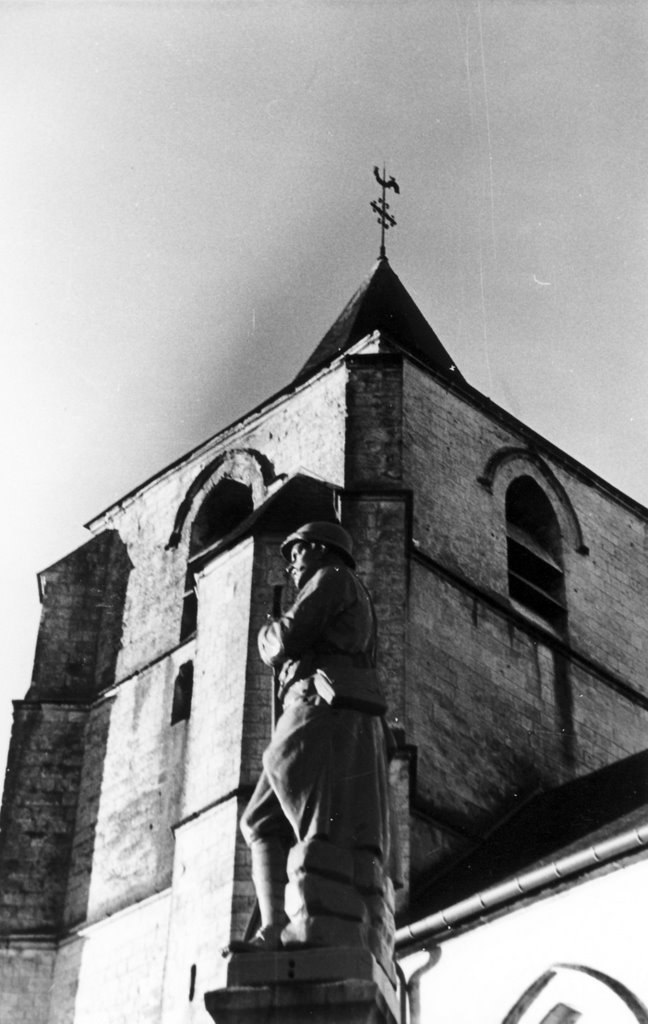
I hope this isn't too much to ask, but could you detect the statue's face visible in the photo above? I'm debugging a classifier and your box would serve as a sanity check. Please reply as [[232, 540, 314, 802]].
[[287, 540, 326, 591]]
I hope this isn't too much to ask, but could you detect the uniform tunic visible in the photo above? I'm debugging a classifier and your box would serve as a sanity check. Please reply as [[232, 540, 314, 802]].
[[241, 565, 399, 879]]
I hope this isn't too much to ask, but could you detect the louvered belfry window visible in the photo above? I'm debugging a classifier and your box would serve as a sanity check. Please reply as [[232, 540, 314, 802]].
[[505, 476, 566, 627]]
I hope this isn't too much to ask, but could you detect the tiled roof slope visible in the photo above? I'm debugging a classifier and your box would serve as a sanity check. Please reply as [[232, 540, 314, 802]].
[[411, 749, 648, 920], [294, 257, 464, 385]]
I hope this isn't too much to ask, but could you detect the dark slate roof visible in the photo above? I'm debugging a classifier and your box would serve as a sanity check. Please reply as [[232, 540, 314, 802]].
[[410, 749, 648, 922], [294, 257, 465, 385]]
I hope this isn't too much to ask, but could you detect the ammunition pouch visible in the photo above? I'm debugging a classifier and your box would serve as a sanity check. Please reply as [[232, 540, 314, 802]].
[[312, 654, 387, 716]]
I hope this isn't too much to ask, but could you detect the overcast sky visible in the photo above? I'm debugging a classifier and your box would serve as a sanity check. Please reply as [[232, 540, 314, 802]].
[[1, 0, 647, 782]]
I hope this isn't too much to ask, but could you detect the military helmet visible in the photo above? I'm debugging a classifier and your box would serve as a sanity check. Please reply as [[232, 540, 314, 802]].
[[280, 521, 355, 568]]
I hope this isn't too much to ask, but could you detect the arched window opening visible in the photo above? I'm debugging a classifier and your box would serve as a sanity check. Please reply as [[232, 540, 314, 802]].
[[189, 479, 254, 553], [506, 476, 566, 627], [180, 479, 254, 640]]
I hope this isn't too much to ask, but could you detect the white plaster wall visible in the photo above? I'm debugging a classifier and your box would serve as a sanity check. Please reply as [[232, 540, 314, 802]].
[[402, 858, 648, 1024]]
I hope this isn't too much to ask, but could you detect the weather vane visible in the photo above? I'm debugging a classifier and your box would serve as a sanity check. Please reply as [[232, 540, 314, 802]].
[[371, 165, 400, 259]]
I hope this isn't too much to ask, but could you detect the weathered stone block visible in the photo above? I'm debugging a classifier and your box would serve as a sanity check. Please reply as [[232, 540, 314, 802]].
[[287, 838, 354, 883], [285, 874, 367, 922], [281, 912, 369, 950], [206, 980, 398, 1024]]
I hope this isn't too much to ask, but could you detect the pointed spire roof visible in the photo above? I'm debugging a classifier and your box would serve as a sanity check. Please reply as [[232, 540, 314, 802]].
[[294, 258, 464, 385]]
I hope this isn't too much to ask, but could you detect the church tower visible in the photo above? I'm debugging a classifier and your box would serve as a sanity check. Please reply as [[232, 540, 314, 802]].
[[1, 256, 647, 1023]]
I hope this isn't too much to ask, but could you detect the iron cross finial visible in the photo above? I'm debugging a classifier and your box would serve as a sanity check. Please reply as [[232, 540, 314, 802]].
[[371, 165, 400, 259]]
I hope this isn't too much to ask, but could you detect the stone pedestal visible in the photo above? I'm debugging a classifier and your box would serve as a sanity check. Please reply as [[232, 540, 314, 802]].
[[280, 840, 397, 986], [205, 948, 400, 1024]]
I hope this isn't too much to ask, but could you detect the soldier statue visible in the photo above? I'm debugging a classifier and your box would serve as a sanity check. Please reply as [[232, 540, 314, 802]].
[[233, 522, 400, 978]]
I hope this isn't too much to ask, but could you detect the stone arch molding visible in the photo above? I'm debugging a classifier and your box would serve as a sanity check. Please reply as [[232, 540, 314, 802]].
[[479, 446, 588, 555], [167, 448, 277, 549]]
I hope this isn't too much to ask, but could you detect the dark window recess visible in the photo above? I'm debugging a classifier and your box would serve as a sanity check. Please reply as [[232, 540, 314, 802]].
[[272, 584, 284, 617], [189, 963, 197, 1002], [171, 662, 194, 725], [180, 582, 198, 641], [506, 476, 566, 627], [180, 479, 254, 641], [190, 479, 254, 553]]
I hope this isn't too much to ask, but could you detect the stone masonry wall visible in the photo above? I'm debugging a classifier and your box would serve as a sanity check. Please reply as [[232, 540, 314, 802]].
[[344, 354, 403, 489], [239, 537, 287, 790], [0, 366, 348, 1024], [402, 361, 648, 696], [408, 566, 648, 837], [81, 645, 191, 924], [104, 368, 347, 685], [7, 335, 647, 1024], [161, 802, 238, 1023], [158, 540, 256, 1020], [181, 540, 254, 818], [343, 355, 408, 726], [340, 355, 413, 898], [72, 891, 171, 1024], [48, 937, 83, 1024], [31, 530, 131, 700], [0, 703, 87, 932], [62, 699, 114, 929], [401, 360, 648, 883], [56, 538, 260, 1022], [0, 944, 54, 1024], [342, 494, 409, 728]]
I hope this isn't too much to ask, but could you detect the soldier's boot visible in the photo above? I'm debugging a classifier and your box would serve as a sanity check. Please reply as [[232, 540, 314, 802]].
[[227, 837, 288, 953]]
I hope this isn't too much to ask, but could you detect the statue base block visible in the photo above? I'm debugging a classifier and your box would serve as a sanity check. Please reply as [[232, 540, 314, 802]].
[[205, 948, 400, 1024]]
